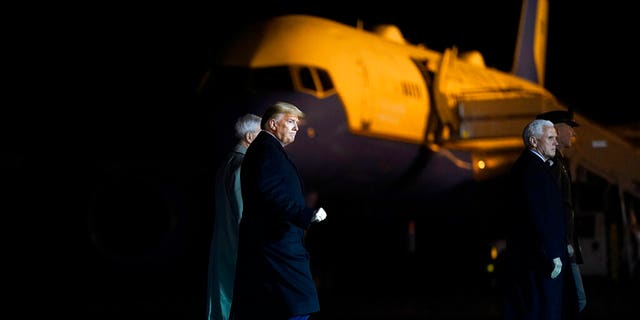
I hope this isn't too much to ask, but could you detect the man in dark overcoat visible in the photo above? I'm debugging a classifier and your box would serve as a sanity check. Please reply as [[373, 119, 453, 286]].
[[504, 119, 569, 320], [231, 101, 327, 320]]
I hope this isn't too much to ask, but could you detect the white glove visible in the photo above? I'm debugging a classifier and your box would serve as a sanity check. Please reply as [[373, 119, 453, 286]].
[[551, 257, 562, 279], [311, 207, 327, 223]]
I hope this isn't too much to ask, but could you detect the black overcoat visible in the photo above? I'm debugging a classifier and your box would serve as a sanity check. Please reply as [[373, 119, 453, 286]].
[[231, 131, 319, 319], [503, 149, 568, 320]]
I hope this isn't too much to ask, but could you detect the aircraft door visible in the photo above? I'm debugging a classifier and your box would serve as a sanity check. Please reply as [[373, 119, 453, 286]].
[[351, 46, 430, 144], [432, 47, 460, 140]]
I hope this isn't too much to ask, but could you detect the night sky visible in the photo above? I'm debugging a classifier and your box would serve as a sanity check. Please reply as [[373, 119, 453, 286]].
[[11, 0, 631, 139], [8, 2, 637, 317], [9, 1, 639, 170], [87, 0, 637, 126]]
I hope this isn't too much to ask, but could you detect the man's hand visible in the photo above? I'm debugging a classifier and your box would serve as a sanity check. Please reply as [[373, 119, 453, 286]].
[[311, 207, 327, 223], [551, 257, 562, 279], [567, 244, 574, 257]]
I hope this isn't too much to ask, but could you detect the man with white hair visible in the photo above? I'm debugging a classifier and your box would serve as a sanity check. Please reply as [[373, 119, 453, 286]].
[[207, 113, 261, 320], [537, 110, 586, 317], [504, 119, 568, 320]]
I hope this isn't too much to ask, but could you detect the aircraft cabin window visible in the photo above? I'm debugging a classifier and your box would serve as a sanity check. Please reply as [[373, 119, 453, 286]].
[[401, 82, 421, 98]]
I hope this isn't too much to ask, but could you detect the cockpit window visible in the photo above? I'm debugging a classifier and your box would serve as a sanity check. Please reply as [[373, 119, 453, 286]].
[[299, 68, 315, 91], [203, 65, 335, 98], [316, 69, 334, 92], [291, 66, 336, 98]]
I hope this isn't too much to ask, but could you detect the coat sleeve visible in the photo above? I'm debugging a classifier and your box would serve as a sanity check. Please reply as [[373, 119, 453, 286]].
[[522, 165, 565, 262], [252, 142, 316, 229]]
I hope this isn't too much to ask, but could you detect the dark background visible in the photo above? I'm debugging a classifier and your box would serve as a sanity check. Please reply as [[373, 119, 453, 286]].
[[64, 0, 639, 124], [7, 1, 639, 318], [11, 1, 638, 149]]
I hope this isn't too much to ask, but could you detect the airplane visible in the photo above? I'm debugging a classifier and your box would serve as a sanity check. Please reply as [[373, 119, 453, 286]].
[[197, 0, 640, 286], [84, 1, 640, 303]]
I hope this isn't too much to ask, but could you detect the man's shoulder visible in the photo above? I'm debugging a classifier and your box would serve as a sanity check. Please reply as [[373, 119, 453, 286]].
[[246, 133, 284, 161], [253, 131, 277, 146], [513, 150, 549, 175], [514, 149, 536, 165]]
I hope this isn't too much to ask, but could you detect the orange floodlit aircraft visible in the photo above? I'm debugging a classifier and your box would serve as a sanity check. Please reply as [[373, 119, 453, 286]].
[[200, 0, 639, 279], [201, 0, 638, 199]]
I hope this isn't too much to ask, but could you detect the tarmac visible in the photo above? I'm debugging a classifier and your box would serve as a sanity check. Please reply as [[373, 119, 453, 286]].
[[312, 275, 639, 319], [86, 262, 638, 320]]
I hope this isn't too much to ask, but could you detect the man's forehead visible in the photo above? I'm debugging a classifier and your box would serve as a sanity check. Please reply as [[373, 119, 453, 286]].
[[543, 127, 557, 135], [282, 114, 299, 121]]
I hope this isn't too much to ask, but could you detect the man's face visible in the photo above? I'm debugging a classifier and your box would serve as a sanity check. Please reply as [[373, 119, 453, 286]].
[[555, 123, 576, 149], [270, 114, 300, 146], [534, 125, 558, 159]]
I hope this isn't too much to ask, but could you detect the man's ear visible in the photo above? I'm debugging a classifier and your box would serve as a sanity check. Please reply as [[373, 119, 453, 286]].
[[269, 119, 277, 130], [245, 131, 256, 144], [529, 136, 537, 147]]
